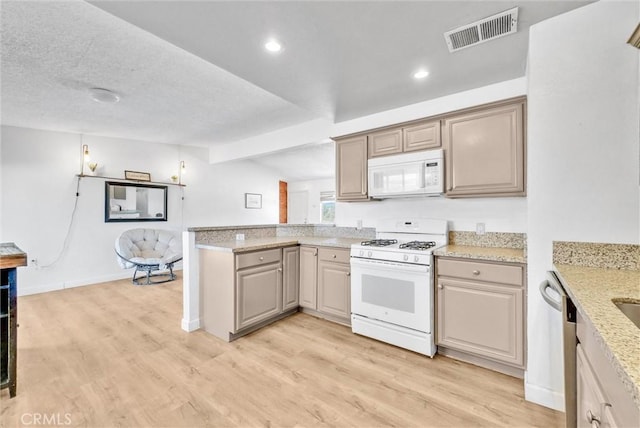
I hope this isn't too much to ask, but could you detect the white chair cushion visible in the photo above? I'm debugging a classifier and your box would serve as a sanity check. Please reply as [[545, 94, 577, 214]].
[[115, 228, 182, 269]]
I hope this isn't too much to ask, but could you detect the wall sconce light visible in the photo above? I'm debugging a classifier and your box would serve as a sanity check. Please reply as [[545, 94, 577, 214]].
[[80, 143, 100, 175], [179, 160, 186, 184], [80, 144, 91, 175]]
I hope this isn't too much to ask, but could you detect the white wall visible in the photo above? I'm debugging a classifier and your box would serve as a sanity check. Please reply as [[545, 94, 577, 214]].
[[337, 196, 527, 232], [526, 0, 640, 410], [0, 126, 281, 295], [287, 178, 335, 224]]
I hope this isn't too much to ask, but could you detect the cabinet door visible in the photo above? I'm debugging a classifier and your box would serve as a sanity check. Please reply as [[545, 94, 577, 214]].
[[282, 247, 300, 311], [443, 101, 525, 197], [236, 263, 282, 331], [299, 246, 318, 309], [403, 120, 441, 152], [368, 128, 402, 158], [437, 278, 523, 366], [335, 136, 368, 201], [317, 261, 350, 320], [576, 344, 609, 428]]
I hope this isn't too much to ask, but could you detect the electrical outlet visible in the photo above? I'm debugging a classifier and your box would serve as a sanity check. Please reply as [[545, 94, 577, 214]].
[[356, 219, 363, 230], [476, 223, 485, 235], [236, 233, 245, 241]]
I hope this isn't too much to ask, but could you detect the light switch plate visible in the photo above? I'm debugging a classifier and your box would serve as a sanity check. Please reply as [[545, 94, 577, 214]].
[[476, 223, 485, 235]]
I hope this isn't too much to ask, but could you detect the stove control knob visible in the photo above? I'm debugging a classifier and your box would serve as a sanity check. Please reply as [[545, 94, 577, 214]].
[[367, 251, 372, 258], [359, 250, 364, 257], [403, 254, 409, 261], [414, 255, 420, 263]]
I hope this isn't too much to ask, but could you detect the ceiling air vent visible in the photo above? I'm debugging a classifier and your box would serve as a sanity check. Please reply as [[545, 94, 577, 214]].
[[444, 7, 519, 53]]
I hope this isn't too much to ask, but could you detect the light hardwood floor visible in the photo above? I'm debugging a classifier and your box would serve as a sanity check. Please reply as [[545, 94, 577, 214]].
[[0, 275, 564, 427]]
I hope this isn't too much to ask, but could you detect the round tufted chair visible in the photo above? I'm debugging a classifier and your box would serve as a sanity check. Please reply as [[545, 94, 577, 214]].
[[115, 228, 182, 285]]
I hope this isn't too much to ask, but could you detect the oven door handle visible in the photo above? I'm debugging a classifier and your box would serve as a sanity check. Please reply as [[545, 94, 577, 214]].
[[350, 257, 429, 273]]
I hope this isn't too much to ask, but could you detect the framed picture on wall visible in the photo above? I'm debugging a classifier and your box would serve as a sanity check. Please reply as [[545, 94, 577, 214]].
[[124, 170, 151, 181], [245, 193, 262, 209]]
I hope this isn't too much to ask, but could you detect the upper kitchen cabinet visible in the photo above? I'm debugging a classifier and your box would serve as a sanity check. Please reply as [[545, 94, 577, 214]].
[[368, 120, 442, 158], [443, 98, 526, 198], [335, 135, 369, 201], [368, 128, 403, 158], [403, 120, 441, 153]]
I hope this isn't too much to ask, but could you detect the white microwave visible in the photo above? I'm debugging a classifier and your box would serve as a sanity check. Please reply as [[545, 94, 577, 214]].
[[368, 149, 444, 199]]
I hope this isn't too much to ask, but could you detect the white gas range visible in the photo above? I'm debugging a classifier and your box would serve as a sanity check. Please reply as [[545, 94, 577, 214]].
[[350, 218, 448, 357]]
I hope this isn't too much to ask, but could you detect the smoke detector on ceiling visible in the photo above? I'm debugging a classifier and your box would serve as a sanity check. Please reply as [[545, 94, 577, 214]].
[[444, 7, 519, 53]]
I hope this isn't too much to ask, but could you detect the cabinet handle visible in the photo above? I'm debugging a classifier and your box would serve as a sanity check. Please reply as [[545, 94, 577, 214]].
[[346, 272, 351, 277], [332, 254, 336, 258], [277, 268, 283, 272], [472, 270, 480, 276], [437, 284, 443, 289], [259, 257, 264, 261], [586, 410, 600, 428]]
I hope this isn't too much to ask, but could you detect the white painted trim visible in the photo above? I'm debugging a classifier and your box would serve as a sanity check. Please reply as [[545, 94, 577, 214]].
[[18, 271, 131, 296], [524, 377, 565, 411], [17, 267, 184, 297], [181, 317, 201, 332], [182, 231, 200, 332]]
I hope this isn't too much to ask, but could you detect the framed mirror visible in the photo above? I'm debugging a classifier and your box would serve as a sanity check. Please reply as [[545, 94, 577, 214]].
[[105, 181, 168, 223]]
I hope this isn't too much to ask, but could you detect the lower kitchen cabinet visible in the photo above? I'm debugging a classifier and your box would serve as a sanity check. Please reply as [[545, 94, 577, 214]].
[[200, 245, 298, 341], [436, 257, 525, 376], [299, 246, 318, 309], [282, 246, 300, 311], [317, 258, 350, 320], [299, 246, 351, 325], [236, 262, 282, 331], [576, 343, 613, 428], [576, 312, 639, 428]]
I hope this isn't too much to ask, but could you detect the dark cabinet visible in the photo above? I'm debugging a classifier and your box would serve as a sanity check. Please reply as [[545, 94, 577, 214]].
[[1, 243, 27, 398]]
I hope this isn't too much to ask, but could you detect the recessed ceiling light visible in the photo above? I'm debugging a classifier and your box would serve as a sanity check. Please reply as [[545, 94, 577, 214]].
[[413, 70, 430, 79], [265, 39, 283, 53], [89, 88, 120, 103]]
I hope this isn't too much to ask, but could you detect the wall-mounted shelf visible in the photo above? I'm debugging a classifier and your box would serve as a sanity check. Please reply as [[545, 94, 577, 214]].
[[76, 174, 186, 187]]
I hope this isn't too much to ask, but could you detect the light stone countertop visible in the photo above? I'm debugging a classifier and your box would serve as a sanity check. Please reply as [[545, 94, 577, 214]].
[[196, 237, 364, 253], [434, 245, 526, 264], [555, 264, 640, 408]]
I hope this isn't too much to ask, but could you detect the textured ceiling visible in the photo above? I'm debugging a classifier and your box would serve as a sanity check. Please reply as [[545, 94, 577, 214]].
[[1, 0, 593, 179], [0, 0, 313, 145]]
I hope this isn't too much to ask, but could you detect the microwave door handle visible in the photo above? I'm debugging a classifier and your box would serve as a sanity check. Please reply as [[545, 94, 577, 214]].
[[420, 162, 426, 188]]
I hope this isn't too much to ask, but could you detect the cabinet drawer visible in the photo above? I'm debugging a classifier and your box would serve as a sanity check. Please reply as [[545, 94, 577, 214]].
[[236, 248, 281, 270], [437, 258, 523, 286], [318, 247, 350, 264]]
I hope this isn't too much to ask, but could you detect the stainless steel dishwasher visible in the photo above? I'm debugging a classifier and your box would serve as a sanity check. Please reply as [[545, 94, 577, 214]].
[[540, 271, 577, 428]]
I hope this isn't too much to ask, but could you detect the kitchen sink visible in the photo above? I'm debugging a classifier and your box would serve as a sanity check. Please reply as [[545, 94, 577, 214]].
[[613, 300, 640, 329]]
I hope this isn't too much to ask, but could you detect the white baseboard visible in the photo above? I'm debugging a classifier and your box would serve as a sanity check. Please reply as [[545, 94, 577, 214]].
[[525, 380, 565, 411], [18, 272, 131, 296], [181, 318, 201, 332]]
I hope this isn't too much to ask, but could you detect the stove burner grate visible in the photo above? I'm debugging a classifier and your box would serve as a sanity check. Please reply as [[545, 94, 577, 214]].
[[399, 240, 437, 251], [360, 239, 398, 247]]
